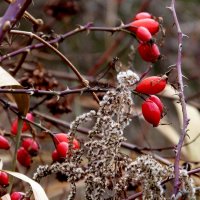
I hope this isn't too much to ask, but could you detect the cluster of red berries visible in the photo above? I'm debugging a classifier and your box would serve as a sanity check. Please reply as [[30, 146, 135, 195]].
[[52, 133, 80, 162], [11, 113, 34, 135], [10, 113, 39, 168], [135, 75, 167, 127], [128, 12, 161, 63], [17, 137, 39, 168]]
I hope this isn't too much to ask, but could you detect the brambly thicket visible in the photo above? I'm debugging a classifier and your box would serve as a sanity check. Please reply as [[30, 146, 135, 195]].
[[0, 0, 200, 199]]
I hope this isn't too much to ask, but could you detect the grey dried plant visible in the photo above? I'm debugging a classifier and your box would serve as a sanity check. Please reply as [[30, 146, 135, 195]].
[[33, 68, 196, 200]]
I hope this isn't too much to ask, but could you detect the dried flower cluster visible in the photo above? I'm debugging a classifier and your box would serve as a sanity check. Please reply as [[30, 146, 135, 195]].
[[32, 69, 196, 200]]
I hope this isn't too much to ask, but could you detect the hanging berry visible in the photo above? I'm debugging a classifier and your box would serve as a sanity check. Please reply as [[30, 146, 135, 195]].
[[11, 113, 34, 135], [0, 171, 9, 187], [21, 138, 39, 156], [138, 43, 160, 63], [11, 192, 30, 200], [142, 100, 161, 127], [135, 76, 167, 94], [148, 95, 164, 114], [0, 135, 10, 150], [53, 133, 80, 150], [52, 149, 60, 162], [134, 12, 152, 20], [136, 27, 152, 43], [17, 147, 32, 168], [56, 142, 69, 159], [129, 18, 159, 35]]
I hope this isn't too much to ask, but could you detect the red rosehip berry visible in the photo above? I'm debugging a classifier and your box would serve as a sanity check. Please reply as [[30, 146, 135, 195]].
[[148, 95, 164, 114], [11, 113, 34, 135], [0, 171, 9, 187], [129, 18, 159, 35], [54, 133, 69, 144], [138, 43, 160, 63], [56, 142, 69, 159], [0, 135, 10, 150], [52, 149, 59, 162], [17, 147, 32, 168], [136, 26, 152, 43], [134, 12, 152, 20], [135, 76, 167, 94], [21, 138, 39, 156], [142, 100, 161, 127], [54, 133, 80, 150], [11, 192, 30, 200]]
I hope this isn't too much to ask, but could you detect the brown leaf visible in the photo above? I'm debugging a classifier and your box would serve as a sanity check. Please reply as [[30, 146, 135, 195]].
[[0, 67, 30, 115]]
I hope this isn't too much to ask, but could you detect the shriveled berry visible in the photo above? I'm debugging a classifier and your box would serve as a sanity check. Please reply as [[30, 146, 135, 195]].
[[142, 100, 161, 127], [0, 171, 9, 187], [135, 76, 167, 94], [56, 142, 69, 158], [134, 12, 152, 20], [138, 43, 160, 63], [11, 113, 34, 135], [136, 26, 152, 42], [10, 192, 30, 200], [17, 147, 32, 168], [148, 95, 164, 114], [54, 133, 80, 150], [129, 18, 159, 35], [0, 135, 10, 150], [21, 138, 39, 156]]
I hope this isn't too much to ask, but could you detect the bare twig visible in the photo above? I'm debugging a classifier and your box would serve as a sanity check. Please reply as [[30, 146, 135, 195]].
[[167, 0, 190, 196], [9, 30, 100, 103], [0, 87, 108, 96], [0, 23, 134, 63]]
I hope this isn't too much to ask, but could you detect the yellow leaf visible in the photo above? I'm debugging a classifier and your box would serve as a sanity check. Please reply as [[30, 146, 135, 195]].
[[0, 67, 29, 115]]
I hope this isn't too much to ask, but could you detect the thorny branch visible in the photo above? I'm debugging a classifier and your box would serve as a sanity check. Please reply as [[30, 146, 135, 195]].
[[168, 0, 190, 197], [0, 23, 134, 63], [0, 0, 32, 43]]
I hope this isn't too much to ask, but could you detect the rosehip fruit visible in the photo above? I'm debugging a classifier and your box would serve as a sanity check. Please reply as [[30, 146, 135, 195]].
[[136, 26, 152, 42], [21, 138, 39, 156], [11, 113, 34, 135], [142, 100, 161, 127], [148, 95, 164, 114], [0, 135, 10, 150], [135, 76, 167, 94], [0, 171, 9, 187], [134, 12, 152, 20], [54, 133, 80, 150], [56, 142, 69, 158], [138, 43, 160, 63], [54, 133, 69, 144], [129, 18, 159, 35], [10, 192, 30, 200], [52, 149, 59, 162], [17, 147, 32, 168]]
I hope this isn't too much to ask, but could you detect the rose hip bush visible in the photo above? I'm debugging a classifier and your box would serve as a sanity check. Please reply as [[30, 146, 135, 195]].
[[0, 0, 199, 200]]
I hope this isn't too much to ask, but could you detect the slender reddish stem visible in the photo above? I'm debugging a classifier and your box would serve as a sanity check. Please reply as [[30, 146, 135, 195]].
[[168, 0, 190, 196]]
